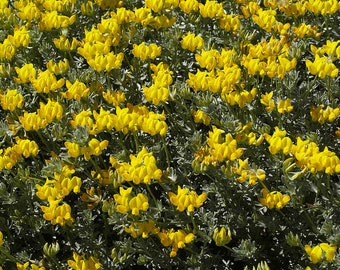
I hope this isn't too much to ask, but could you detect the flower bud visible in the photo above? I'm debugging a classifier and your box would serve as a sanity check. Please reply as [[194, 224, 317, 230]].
[[286, 231, 301, 247], [213, 227, 232, 246], [289, 167, 308, 180], [43, 242, 60, 257]]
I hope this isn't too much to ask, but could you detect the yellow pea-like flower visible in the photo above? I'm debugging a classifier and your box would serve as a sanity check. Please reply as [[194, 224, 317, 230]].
[[0, 89, 24, 111]]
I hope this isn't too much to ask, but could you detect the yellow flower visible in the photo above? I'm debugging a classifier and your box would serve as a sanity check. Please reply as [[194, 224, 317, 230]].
[[179, 0, 199, 13], [143, 84, 169, 105], [13, 138, 39, 158], [65, 141, 81, 158], [0, 89, 24, 111], [219, 14, 240, 32], [37, 99, 63, 123], [7, 26, 30, 48], [305, 0, 340, 15], [62, 79, 90, 101], [199, 0, 224, 19], [114, 186, 133, 214], [102, 90, 125, 106], [195, 49, 221, 70], [193, 109, 211, 125], [0, 231, 3, 246], [14, 63, 36, 84], [70, 110, 95, 131], [17, 262, 45, 270], [145, 0, 165, 13], [306, 55, 338, 78], [158, 229, 195, 257], [31, 70, 65, 94], [19, 112, 47, 131], [132, 42, 162, 61], [124, 220, 160, 238], [111, 147, 163, 184], [260, 91, 275, 112], [310, 105, 340, 124], [54, 35, 80, 51], [15, 1, 41, 21], [82, 138, 109, 160], [259, 188, 290, 210], [68, 252, 101, 270], [41, 199, 74, 226], [168, 186, 207, 212], [128, 193, 149, 215], [39, 11, 76, 31], [0, 39, 16, 60], [305, 243, 337, 264], [181, 32, 204, 52], [46, 58, 69, 75], [277, 98, 293, 114]]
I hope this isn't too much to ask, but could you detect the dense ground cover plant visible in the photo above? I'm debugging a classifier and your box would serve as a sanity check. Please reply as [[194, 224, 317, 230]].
[[0, 0, 339, 269]]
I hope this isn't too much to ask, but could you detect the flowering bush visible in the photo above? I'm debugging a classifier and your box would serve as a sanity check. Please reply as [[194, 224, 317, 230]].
[[0, 0, 339, 269]]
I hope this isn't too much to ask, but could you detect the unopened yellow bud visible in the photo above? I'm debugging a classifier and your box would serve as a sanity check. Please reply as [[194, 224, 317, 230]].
[[213, 227, 232, 246]]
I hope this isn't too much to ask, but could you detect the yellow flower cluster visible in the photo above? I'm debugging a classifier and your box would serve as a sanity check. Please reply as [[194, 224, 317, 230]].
[[61, 79, 90, 101], [31, 69, 65, 94], [70, 104, 167, 136], [223, 86, 257, 108], [306, 40, 340, 78], [19, 99, 63, 131], [132, 42, 162, 61], [242, 36, 297, 79], [219, 14, 241, 33], [235, 122, 264, 146], [46, 58, 70, 75], [143, 62, 172, 105], [102, 89, 126, 106], [305, 0, 340, 15], [158, 228, 195, 257], [16, 262, 45, 270], [199, 0, 224, 19], [113, 186, 149, 216], [14, 63, 37, 84], [67, 252, 101, 270], [134, 6, 176, 29], [36, 164, 81, 226], [0, 138, 39, 170], [305, 243, 337, 264], [77, 12, 125, 72], [194, 126, 244, 166], [192, 109, 211, 125], [259, 188, 291, 209], [39, 11, 76, 31], [0, 89, 24, 111], [168, 185, 208, 212], [0, 26, 30, 60], [310, 105, 340, 124], [292, 23, 321, 39], [187, 48, 241, 96], [53, 35, 80, 51], [179, 0, 199, 14], [233, 159, 266, 185], [110, 147, 162, 185], [65, 138, 109, 160], [261, 92, 294, 113], [265, 127, 340, 174], [181, 32, 204, 52], [145, 0, 178, 12], [124, 219, 160, 238]]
